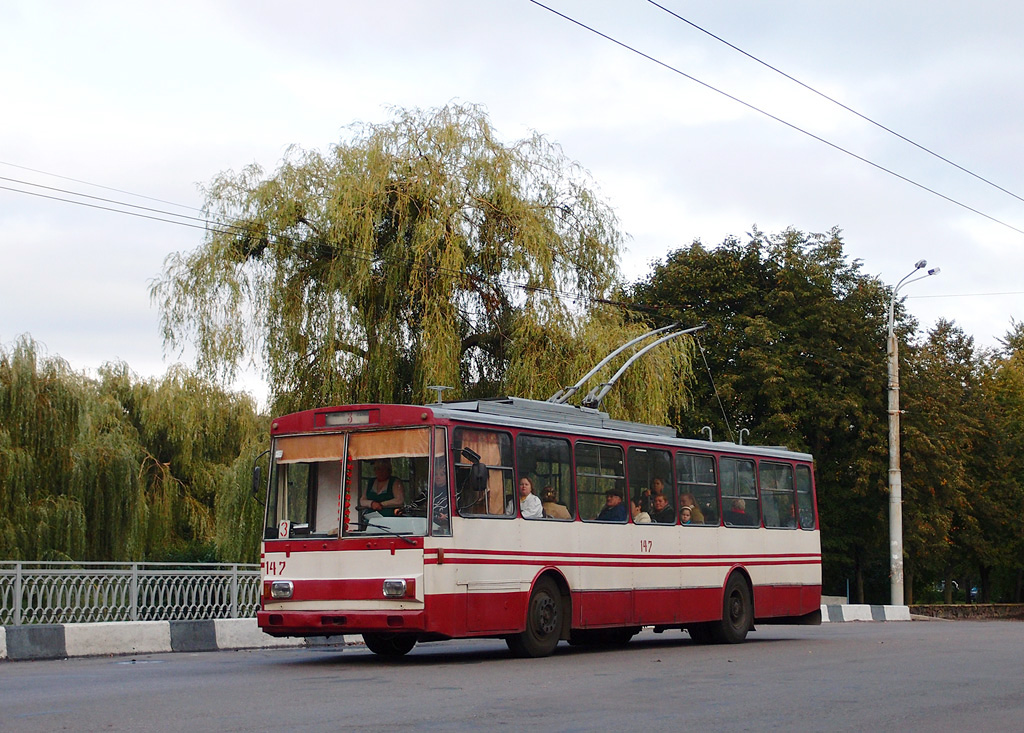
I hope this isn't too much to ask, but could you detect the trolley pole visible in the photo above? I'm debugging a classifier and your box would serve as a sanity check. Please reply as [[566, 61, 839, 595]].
[[886, 260, 939, 606]]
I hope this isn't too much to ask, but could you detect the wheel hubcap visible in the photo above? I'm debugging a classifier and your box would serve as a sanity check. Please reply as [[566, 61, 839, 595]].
[[728, 593, 743, 624], [535, 594, 558, 635]]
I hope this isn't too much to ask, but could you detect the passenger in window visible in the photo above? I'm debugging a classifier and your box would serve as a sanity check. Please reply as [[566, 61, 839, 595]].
[[506, 477, 544, 519], [360, 458, 405, 517], [679, 493, 705, 524], [650, 494, 676, 524], [596, 489, 628, 522], [680, 506, 693, 525], [540, 487, 572, 519], [631, 499, 651, 524], [724, 498, 756, 526], [635, 477, 667, 514]]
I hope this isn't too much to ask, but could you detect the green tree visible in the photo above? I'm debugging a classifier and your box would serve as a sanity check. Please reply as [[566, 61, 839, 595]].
[[629, 228, 896, 602], [972, 322, 1024, 601], [899, 321, 979, 602], [900, 320, 1024, 603], [152, 103, 693, 420], [96, 363, 265, 562], [1, 336, 264, 563], [0, 337, 90, 560]]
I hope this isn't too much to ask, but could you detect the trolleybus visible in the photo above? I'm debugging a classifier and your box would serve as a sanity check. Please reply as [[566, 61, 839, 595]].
[[257, 395, 821, 657]]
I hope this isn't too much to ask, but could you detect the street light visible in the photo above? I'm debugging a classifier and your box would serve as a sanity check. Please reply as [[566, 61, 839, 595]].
[[886, 260, 940, 606]]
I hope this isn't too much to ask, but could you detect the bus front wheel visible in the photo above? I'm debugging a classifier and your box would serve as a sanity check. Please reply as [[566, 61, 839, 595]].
[[712, 573, 753, 644], [363, 632, 417, 657], [507, 577, 563, 658]]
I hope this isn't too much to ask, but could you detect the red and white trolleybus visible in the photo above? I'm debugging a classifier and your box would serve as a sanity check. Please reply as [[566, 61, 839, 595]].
[[257, 395, 822, 657]]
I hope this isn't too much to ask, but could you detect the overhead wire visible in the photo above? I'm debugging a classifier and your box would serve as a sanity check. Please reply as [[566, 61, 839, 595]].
[[695, 335, 735, 443], [0, 173, 660, 316], [644, 0, 1024, 207], [4, 162, 1019, 309], [0, 160, 201, 212], [525, 0, 1024, 237], [0, 176, 225, 231], [0, 183, 216, 233]]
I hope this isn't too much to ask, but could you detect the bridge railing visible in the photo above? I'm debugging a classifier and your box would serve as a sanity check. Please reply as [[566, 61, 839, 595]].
[[0, 561, 261, 625]]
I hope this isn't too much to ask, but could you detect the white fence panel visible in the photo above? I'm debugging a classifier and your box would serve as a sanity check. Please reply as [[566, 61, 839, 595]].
[[0, 562, 260, 625]]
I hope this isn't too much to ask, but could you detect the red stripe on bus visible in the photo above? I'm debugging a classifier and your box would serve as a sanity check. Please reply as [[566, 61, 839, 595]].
[[424, 547, 820, 561], [424, 556, 819, 569]]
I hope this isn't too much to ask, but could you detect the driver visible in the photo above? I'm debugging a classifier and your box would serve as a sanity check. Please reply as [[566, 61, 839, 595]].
[[359, 458, 405, 517]]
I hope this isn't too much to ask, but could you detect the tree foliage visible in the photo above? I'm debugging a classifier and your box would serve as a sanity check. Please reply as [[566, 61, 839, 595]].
[[629, 228, 896, 601], [152, 103, 692, 419], [630, 231, 1024, 603], [900, 321, 979, 599], [901, 320, 1024, 603], [0, 337, 263, 562]]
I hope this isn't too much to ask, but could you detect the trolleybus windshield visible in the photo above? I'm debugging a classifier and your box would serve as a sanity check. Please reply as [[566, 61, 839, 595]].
[[263, 427, 442, 539]]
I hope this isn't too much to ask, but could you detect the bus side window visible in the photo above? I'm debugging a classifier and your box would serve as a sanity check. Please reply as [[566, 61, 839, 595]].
[[796, 465, 816, 529], [760, 462, 796, 529], [516, 434, 574, 520], [627, 446, 673, 522], [431, 428, 451, 536], [577, 442, 626, 522], [453, 428, 514, 517], [677, 452, 719, 526], [721, 457, 759, 527]]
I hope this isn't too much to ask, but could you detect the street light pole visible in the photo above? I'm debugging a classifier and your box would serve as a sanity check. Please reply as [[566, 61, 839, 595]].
[[886, 260, 940, 606]]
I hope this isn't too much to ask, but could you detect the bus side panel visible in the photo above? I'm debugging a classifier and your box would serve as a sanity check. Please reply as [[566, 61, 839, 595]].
[[752, 583, 823, 619], [632, 586, 723, 624], [464, 589, 526, 633], [439, 519, 545, 636], [575, 589, 632, 627], [753, 529, 822, 618]]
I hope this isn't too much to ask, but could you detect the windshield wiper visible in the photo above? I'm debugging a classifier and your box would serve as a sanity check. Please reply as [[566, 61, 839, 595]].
[[361, 521, 417, 546]]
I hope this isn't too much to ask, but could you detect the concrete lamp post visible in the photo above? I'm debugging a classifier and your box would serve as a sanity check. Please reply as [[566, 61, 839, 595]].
[[886, 259, 940, 606]]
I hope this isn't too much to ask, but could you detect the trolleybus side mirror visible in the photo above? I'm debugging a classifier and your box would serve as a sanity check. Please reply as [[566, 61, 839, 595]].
[[459, 447, 489, 493], [252, 449, 271, 496]]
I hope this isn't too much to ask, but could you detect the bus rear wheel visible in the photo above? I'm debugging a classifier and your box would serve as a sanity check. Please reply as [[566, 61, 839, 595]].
[[363, 632, 417, 657], [712, 573, 753, 644], [507, 577, 563, 658]]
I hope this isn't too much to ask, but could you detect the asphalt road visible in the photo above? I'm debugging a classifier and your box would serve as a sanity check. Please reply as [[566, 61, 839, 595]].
[[2, 621, 1022, 732]]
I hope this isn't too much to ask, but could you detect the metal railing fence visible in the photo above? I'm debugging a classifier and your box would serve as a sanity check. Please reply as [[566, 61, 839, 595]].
[[0, 561, 261, 625]]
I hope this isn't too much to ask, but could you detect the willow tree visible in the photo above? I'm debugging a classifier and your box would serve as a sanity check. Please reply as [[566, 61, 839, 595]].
[[1, 336, 264, 562], [96, 362, 265, 563], [0, 337, 89, 559], [152, 103, 693, 421]]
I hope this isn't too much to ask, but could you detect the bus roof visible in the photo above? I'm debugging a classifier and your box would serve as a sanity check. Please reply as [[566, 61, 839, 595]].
[[273, 397, 812, 462], [430, 396, 813, 462]]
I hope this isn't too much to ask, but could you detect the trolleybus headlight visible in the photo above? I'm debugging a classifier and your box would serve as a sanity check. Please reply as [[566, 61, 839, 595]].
[[382, 579, 407, 598], [270, 580, 294, 599]]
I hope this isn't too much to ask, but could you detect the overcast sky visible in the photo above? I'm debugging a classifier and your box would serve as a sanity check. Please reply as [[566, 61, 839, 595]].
[[3, 1, 1022, 407]]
